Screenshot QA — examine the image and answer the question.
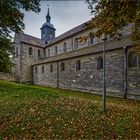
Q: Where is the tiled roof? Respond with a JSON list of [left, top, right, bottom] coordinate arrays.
[[46, 20, 90, 47], [16, 33, 45, 48], [15, 20, 89, 48]]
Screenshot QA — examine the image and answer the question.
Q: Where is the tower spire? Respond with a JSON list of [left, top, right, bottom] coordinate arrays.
[[46, 4, 51, 23]]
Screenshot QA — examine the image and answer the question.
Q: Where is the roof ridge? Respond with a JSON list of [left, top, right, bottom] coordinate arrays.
[[20, 33, 42, 41]]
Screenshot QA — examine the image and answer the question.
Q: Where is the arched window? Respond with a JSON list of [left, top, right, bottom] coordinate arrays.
[[38, 49, 41, 57], [50, 64, 53, 73], [89, 32, 94, 44], [76, 60, 81, 71], [74, 38, 78, 49], [29, 47, 32, 55], [55, 46, 58, 54], [63, 42, 67, 52], [128, 51, 137, 67], [42, 66, 44, 73], [35, 67, 37, 73], [61, 62, 65, 71], [97, 56, 103, 69]]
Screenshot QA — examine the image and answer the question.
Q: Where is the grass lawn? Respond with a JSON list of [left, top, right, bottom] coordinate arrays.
[[0, 80, 140, 139]]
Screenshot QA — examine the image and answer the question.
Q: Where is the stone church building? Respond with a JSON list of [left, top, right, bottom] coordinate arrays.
[[13, 8, 140, 100]]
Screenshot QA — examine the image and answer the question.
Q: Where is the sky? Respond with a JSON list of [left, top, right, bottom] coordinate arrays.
[[23, 1, 92, 39]]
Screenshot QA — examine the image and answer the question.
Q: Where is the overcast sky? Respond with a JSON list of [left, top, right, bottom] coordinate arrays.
[[23, 1, 92, 38]]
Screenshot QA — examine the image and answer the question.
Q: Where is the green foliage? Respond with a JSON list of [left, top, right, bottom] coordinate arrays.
[[0, 37, 14, 72], [0, 80, 140, 139], [87, 0, 140, 40], [0, 0, 41, 72]]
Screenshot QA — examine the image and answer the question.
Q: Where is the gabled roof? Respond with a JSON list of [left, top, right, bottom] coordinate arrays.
[[15, 33, 45, 48], [46, 20, 90, 47]]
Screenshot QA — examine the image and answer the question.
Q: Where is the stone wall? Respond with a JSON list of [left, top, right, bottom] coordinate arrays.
[[58, 49, 124, 97], [33, 44, 140, 100], [0, 72, 15, 81], [33, 61, 58, 87], [20, 43, 44, 82], [127, 46, 140, 99]]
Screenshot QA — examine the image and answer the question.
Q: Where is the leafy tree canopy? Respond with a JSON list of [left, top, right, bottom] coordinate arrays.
[[0, 0, 41, 72], [87, 0, 140, 40]]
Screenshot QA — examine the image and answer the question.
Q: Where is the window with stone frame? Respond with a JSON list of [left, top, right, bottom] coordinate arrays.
[[89, 32, 94, 44], [50, 64, 53, 73], [74, 38, 78, 49], [48, 48, 50, 57], [38, 49, 41, 57], [35, 67, 37, 73], [61, 62, 65, 71], [128, 51, 137, 67], [63, 42, 67, 53], [29, 47, 32, 55], [55, 46, 58, 54], [97, 56, 103, 69], [42, 66, 45, 73], [76, 60, 81, 71]]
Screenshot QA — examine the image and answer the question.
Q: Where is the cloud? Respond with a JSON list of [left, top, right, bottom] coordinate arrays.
[[23, 1, 92, 38]]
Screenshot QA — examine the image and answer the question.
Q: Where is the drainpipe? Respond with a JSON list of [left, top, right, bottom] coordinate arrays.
[[124, 46, 128, 99], [56, 61, 59, 88], [102, 34, 106, 113]]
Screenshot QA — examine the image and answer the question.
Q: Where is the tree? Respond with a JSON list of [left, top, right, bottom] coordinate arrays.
[[86, 0, 140, 40], [0, 0, 41, 72]]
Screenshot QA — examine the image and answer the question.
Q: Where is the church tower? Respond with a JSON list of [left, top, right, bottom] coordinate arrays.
[[41, 7, 55, 43]]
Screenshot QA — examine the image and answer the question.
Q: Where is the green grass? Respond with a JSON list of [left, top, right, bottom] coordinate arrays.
[[0, 80, 140, 139]]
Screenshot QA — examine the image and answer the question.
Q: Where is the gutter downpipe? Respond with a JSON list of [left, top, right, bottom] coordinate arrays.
[[102, 35, 106, 113], [124, 46, 128, 99], [56, 61, 59, 88]]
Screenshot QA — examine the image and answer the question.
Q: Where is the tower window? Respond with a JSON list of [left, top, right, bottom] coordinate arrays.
[[29, 47, 32, 55], [63, 42, 67, 53], [97, 56, 103, 69], [38, 49, 41, 57], [128, 51, 137, 67], [50, 64, 53, 73], [42, 66, 44, 73], [76, 60, 81, 71], [61, 62, 65, 71], [48, 48, 50, 57], [55, 46, 58, 54]]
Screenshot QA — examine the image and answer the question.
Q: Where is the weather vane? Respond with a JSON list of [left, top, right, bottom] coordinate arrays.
[[47, 4, 49, 9]]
